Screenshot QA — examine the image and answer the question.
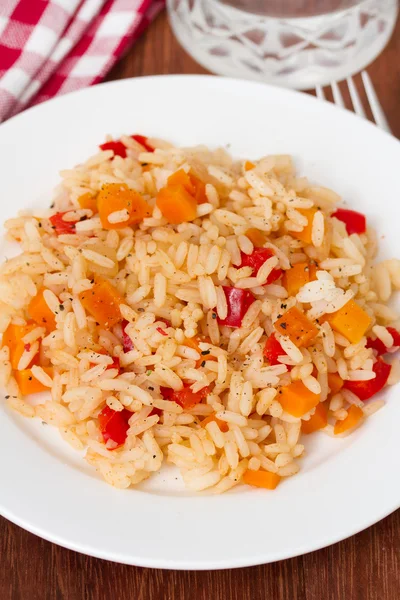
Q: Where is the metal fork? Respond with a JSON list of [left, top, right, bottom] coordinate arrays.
[[315, 71, 391, 134]]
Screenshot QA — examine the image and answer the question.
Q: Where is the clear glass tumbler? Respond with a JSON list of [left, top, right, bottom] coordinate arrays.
[[167, 0, 398, 89]]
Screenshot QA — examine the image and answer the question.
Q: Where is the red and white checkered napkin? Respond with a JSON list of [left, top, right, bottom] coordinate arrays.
[[0, 0, 164, 122]]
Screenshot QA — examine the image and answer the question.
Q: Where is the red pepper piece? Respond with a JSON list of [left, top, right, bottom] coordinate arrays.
[[331, 208, 366, 235], [239, 248, 282, 284], [160, 386, 174, 400], [263, 266, 283, 285], [263, 333, 286, 366], [366, 337, 387, 355], [366, 327, 400, 356], [156, 327, 168, 337], [132, 134, 154, 153], [149, 407, 163, 418], [49, 212, 78, 235], [218, 286, 255, 328], [389, 327, 400, 346], [107, 356, 120, 373], [161, 385, 209, 410], [97, 406, 132, 448], [344, 358, 391, 401], [99, 140, 127, 158], [121, 320, 134, 352]]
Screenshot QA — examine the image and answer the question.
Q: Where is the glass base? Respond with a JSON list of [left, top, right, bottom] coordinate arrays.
[[168, 0, 398, 90]]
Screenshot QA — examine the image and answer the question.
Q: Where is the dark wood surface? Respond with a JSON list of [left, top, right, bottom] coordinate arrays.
[[1, 9, 400, 600]]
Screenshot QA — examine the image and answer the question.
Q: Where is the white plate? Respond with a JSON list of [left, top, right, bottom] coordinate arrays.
[[0, 76, 400, 570]]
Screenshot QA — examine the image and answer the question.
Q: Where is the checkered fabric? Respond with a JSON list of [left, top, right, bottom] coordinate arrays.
[[0, 0, 164, 122]]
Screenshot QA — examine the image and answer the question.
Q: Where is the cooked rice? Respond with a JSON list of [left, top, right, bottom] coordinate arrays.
[[0, 136, 397, 493]]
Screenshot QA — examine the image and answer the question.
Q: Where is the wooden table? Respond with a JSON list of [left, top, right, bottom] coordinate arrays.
[[1, 10, 400, 600]]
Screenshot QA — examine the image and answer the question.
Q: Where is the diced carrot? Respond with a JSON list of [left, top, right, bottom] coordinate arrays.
[[243, 469, 281, 490], [245, 228, 267, 247], [167, 169, 208, 205], [334, 404, 364, 435], [324, 299, 372, 344], [78, 192, 97, 213], [2, 321, 40, 369], [182, 336, 200, 352], [244, 161, 256, 171], [201, 412, 229, 433], [291, 208, 317, 245], [189, 172, 208, 204], [167, 169, 195, 194], [156, 184, 197, 224], [301, 402, 328, 434], [328, 372, 344, 395], [308, 262, 318, 281], [279, 380, 320, 417], [97, 183, 151, 230], [79, 278, 123, 329], [283, 262, 312, 297], [274, 306, 318, 348], [28, 287, 56, 333], [14, 367, 53, 395]]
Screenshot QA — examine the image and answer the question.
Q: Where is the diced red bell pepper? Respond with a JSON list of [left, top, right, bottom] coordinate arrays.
[[160, 385, 209, 410], [239, 248, 283, 284], [367, 327, 400, 356], [263, 333, 286, 366], [97, 406, 132, 448], [49, 212, 78, 235], [132, 134, 154, 153], [263, 267, 282, 285], [160, 386, 174, 400], [91, 352, 120, 373], [388, 327, 400, 346], [108, 356, 120, 373], [97, 405, 115, 430], [121, 320, 134, 352], [99, 134, 154, 158], [218, 286, 255, 328], [99, 140, 127, 158], [156, 327, 168, 337], [344, 358, 391, 401], [366, 336, 386, 355], [386, 327, 400, 347], [149, 407, 163, 418], [331, 208, 366, 235]]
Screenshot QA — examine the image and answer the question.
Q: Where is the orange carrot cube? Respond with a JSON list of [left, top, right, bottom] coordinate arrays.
[[301, 402, 328, 434], [156, 184, 197, 224], [28, 287, 56, 333], [279, 380, 320, 417], [274, 306, 318, 348], [325, 299, 372, 344], [80, 278, 123, 329], [14, 367, 53, 396], [334, 404, 363, 435], [243, 469, 281, 490]]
